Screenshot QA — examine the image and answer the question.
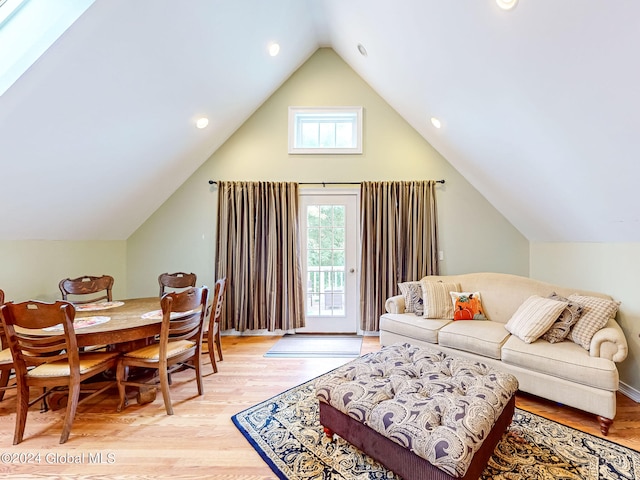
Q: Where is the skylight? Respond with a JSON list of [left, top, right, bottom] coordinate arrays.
[[0, 0, 95, 97], [0, 0, 26, 25]]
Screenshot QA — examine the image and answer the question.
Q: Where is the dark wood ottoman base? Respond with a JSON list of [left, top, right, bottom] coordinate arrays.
[[319, 395, 515, 480]]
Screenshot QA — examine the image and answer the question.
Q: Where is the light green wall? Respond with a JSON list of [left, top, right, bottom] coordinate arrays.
[[127, 48, 528, 298], [0, 240, 126, 302], [126, 170, 216, 298], [530, 242, 640, 396]]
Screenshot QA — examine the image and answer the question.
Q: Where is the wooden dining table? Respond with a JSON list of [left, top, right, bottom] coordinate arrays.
[[20, 297, 165, 350]]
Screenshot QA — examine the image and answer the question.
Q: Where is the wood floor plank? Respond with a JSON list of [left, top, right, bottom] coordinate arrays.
[[0, 335, 637, 478]]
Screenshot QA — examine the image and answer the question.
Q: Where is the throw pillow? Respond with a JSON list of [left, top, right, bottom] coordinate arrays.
[[420, 280, 460, 319], [568, 294, 620, 350], [541, 292, 584, 343], [398, 281, 424, 315], [505, 295, 568, 344], [449, 291, 487, 320]]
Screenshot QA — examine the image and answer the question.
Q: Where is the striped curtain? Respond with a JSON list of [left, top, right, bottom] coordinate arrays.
[[359, 181, 439, 331], [215, 181, 306, 332]]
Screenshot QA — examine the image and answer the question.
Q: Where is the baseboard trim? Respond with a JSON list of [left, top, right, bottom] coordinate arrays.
[[619, 381, 640, 403]]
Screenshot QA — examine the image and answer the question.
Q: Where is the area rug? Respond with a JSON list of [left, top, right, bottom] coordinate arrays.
[[264, 334, 363, 358], [232, 372, 640, 480]]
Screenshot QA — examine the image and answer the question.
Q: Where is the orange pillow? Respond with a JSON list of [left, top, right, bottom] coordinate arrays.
[[449, 292, 487, 320]]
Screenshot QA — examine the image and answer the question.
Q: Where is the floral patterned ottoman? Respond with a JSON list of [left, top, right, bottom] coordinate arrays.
[[316, 343, 518, 480]]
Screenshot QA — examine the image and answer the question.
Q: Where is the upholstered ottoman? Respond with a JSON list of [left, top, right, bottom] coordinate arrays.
[[316, 343, 518, 480]]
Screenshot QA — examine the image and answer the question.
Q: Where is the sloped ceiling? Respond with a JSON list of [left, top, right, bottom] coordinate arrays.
[[1, 0, 638, 242]]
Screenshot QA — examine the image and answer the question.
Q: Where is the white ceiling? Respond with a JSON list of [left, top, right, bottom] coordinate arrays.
[[1, 0, 639, 242]]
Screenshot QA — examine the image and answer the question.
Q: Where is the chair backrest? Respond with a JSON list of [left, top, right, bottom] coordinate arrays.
[[160, 287, 209, 348], [59, 275, 114, 304], [0, 290, 13, 400], [158, 272, 197, 297], [0, 289, 6, 350], [210, 277, 227, 328], [0, 300, 80, 375]]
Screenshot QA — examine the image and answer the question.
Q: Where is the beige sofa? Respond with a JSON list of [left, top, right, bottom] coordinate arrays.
[[379, 272, 628, 435]]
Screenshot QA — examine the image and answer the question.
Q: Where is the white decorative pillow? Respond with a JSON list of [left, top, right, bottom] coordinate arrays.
[[398, 281, 424, 315], [504, 295, 568, 344], [568, 294, 620, 350], [420, 280, 460, 319]]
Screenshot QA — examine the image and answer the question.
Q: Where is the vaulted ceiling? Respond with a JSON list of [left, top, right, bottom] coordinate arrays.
[[1, 0, 638, 242]]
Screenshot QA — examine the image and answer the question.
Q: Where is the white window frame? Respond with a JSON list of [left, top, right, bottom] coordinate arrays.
[[288, 106, 363, 154]]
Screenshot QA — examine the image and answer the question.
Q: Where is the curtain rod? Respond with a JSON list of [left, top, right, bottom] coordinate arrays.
[[208, 180, 445, 186]]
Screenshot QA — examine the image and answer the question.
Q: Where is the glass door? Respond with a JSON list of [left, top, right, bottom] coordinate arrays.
[[297, 190, 359, 333]]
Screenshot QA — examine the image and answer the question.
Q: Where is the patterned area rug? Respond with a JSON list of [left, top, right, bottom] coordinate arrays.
[[232, 372, 640, 480]]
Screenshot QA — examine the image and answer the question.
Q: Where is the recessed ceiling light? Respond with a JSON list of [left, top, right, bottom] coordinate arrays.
[[496, 0, 518, 10], [357, 44, 368, 57], [196, 117, 209, 129], [268, 43, 280, 56], [430, 117, 442, 129]]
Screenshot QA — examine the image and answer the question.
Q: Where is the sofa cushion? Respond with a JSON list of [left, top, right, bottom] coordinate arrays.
[[504, 295, 567, 344], [398, 281, 424, 315], [449, 291, 487, 320], [380, 313, 451, 344], [501, 336, 619, 391], [568, 294, 620, 350], [541, 293, 583, 344], [438, 320, 510, 359], [420, 280, 459, 319]]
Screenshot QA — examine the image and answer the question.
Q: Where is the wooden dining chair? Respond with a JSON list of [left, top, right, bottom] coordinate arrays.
[[0, 300, 119, 444], [158, 272, 197, 297], [59, 275, 114, 304], [116, 286, 209, 415], [206, 277, 227, 373], [0, 289, 15, 402]]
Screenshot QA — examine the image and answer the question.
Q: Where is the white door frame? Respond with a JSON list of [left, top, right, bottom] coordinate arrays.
[[297, 188, 361, 334]]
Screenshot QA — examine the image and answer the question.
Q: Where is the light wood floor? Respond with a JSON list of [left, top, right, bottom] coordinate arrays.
[[0, 336, 638, 479]]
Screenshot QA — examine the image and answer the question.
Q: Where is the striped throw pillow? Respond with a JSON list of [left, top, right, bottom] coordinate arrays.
[[420, 280, 460, 319], [505, 295, 568, 343]]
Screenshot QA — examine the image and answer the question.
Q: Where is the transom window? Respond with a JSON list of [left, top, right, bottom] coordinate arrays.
[[288, 107, 363, 154]]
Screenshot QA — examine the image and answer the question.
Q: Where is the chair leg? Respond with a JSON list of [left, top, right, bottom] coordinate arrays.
[[158, 362, 173, 415], [13, 381, 30, 445], [209, 348, 218, 374], [40, 387, 49, 412], [194, 352, 204, 396], [60, 382, 81, 444], [215, 330, 223, 361], [116, 362, 128, 413], [207, 328, 218, 373], [0, 370, 10, 402]]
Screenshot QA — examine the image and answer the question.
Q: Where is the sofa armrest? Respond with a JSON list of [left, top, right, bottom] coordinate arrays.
[[385, 295, 406, 314], [589, 318, 628, 362]]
